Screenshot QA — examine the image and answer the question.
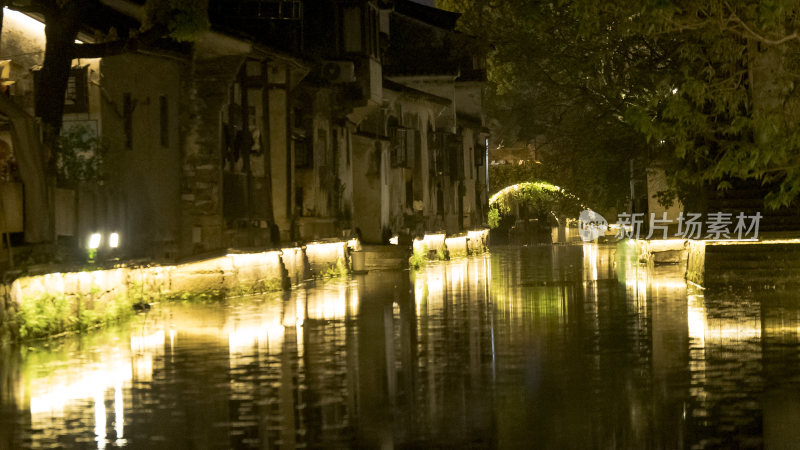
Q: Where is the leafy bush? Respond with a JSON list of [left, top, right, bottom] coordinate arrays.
[[323, 258, 348, 279], [409, 245, 428, 270], [57, 124, 107, 185]]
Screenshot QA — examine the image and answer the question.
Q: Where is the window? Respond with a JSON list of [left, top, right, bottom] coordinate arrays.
[[159, 95, 169, 147], [406, 180, 413, 210], [390, 126, 407, 167], [64, 67, 89, 114], [405, 129, 416, 169], [449, 135, 464, 180], [342, 6, 362, 53], [296, 186, 304, 214], [341, 3, 380, 58], [430, 132, 451, 175], [295, 137, 313, 168], [365, 3, 379, 59], [390, 126, 418, 169], [34, 66, 89, 115], [474, 138, 485, 167]]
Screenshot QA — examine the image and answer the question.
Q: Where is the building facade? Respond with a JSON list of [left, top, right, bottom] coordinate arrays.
[[0, 0, 488, 261]]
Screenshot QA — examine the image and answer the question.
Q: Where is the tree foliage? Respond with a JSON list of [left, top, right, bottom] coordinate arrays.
[[439, 0, 800, 210], [56, 124, 107, 185], [440, 0, 656, 211]]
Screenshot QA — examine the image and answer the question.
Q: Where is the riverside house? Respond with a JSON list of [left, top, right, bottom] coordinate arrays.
[[0, 0, 488, 264]]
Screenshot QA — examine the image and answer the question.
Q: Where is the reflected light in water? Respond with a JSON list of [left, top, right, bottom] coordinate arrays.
[[306, 285, 348, 320], [688, 293, 707, 347], [29, 359, 132, 415], [449, 260, 467, 289], [687, 292, 762, 345], [114, 382, 124, 442], [130, 329, 165, 353], [228, 320, 285, 353], [583, 242, 598, 281], [415, 275, 427, 317], [94, 389, 106, 449]]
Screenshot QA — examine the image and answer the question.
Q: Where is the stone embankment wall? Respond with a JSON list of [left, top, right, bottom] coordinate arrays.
[[0, 230, 491, 342], [0, 242, 348, 342], [627, 237, 800, 289], [414, 229, 489, 259]]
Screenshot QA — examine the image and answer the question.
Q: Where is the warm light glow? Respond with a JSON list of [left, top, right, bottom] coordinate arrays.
[[229, 324, 268, 353], [389, 235, 399, 245], [306, 286, 348, 320], [467, 229, 488, 240], [347, 238, 360, 250], [95, 389, 107, 449], [687, 294, 706, 346], [489, 181, 566, 205], [413, 233, 449, 256], [646, 238, 687, 250], [4, 8, 45, 40], [29, 359, 132, 415], [114, 382, 124, 442], [305, 241, 347, 264], [448, 259, 467, 288], [415, 275, 427, 316], [130, 329, 165, 352], [109, 232, 119, 248], [88, 233, 102, 249], [583, 242, 598, 281]]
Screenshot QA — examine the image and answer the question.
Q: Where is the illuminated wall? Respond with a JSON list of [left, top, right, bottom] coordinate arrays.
[[0, 241, 359, 341], [413, 229, 488, 258]]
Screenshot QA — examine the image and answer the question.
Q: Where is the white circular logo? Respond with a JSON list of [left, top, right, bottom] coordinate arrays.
[[578, 209, 608, 242]]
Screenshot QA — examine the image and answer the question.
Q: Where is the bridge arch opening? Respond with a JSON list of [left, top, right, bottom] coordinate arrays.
[[488, 181, 585, 244]]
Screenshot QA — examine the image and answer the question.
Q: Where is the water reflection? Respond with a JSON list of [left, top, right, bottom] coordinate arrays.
[[3, 245, 800, 448]]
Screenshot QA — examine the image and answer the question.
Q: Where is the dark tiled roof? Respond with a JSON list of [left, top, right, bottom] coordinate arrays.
[[383, 79, 451, 105], [394, 0, 460, 30]]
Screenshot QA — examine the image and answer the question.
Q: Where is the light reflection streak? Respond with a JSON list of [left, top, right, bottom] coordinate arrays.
[[94, 389, 106, 449], [687, 293, 707, 347], [114, 382, 124, 441], [27, 328, 168, 445], [583, 242, 598, 281], [687, 292, 762, 345], [29, 359, 131, 415]]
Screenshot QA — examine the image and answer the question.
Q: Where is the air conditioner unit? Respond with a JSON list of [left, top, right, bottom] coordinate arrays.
[[321, 61, 356, 83]]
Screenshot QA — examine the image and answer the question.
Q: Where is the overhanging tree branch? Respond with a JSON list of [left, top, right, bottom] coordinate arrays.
[[72, 25, 167, 58]]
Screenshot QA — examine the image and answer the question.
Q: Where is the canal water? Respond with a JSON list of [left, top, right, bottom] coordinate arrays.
[[2, 244, 800, 449]]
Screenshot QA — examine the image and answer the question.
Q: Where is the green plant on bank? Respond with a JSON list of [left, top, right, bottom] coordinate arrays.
[[228, 278, 284, 297], [128, 281, 147, 302], [488, 208, 501, 229], [409, 245, 428, 270], [323, 258, 348, 279], [166, 289, 226, 304], [16, 289, 135, 340]]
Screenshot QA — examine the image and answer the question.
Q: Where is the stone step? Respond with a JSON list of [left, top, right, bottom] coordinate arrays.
[[361, 245, 411, 271]]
